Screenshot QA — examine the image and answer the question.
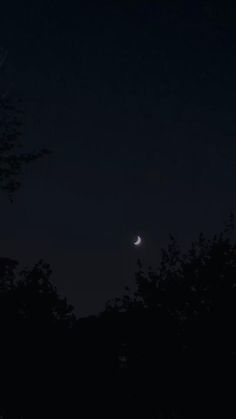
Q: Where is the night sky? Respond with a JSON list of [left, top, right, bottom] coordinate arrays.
[[0, 0, 236, 316]]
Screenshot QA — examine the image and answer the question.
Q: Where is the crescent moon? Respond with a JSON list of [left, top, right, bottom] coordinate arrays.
[[134, 236, 142, 246]]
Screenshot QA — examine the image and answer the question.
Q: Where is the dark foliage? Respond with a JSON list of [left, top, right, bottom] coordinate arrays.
[[0, 93, 50, 198], [1, 223, 236, 418], [0, 52, 50, 199], [0, 258, 74, 419], [104, 220, 236, 418]]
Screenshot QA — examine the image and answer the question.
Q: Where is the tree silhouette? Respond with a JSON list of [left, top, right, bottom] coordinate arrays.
[[0, 51, 50, 198], [0, 257, 75, 419], [104, 220, 236, 418], [1, 224, 236, 418]]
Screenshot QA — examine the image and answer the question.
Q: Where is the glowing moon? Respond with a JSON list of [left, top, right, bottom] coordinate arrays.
[[134, 236, 142, 246]]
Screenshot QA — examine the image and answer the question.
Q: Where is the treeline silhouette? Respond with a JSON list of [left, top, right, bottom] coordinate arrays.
[[0, 223, 236, 418]]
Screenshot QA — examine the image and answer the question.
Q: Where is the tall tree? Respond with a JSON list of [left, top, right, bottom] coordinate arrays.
[[105, 219, 236, 418], [0, 50, 50, 199]]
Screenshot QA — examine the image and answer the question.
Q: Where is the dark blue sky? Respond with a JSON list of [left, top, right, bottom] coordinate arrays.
[[0, 0, 236, 316]]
